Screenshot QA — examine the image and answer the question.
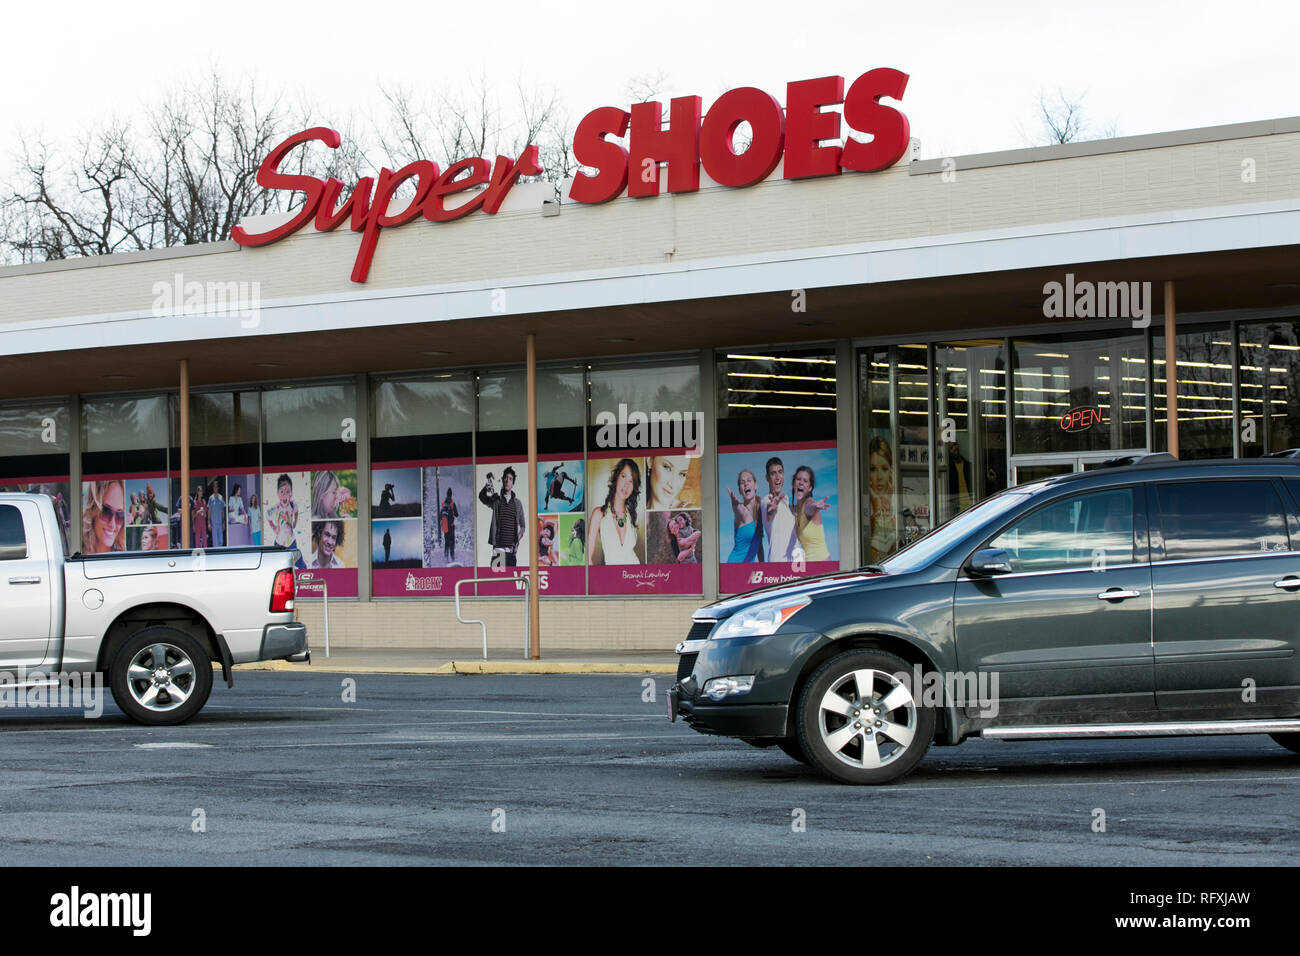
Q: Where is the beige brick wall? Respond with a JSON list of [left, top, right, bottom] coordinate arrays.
[[4, 130, 1298, 326], [293, 597, 698, 652]]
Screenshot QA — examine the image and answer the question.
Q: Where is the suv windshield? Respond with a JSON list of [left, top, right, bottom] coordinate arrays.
[[879, 489, 1034, 573]]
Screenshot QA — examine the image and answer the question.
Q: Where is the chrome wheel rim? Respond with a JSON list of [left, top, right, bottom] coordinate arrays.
[[817, 668, 917, 769], [126, 643, 197, 712]]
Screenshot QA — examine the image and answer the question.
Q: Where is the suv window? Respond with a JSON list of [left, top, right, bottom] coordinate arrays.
[[0, 504, 27, 560], [988, 488, 1134, 573], [1154, 480, 1288, 560]]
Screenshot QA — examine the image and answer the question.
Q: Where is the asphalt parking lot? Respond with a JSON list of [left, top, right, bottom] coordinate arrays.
[[2, 671, 1298, 866]]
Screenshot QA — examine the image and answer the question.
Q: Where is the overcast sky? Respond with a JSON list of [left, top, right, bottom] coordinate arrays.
[[4, 0, 1299, 163]]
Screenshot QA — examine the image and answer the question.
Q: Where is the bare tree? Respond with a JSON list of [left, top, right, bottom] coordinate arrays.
[[131, 71, 299, 246], [377, 73, 572, 184], [0, 68, 629, 265], [624, 70, 670, 104], [1030, 87, 1119, 146], [2, 121, 159, 261]]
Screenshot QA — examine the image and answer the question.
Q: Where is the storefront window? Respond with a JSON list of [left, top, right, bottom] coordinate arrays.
[[859, 344, 929, 563], [371, 374, 474, 598], [1238, 320, 1300, 456], [262, 383, 358, 596], [1012, 333, 1147, 455], [935, 341, 1008, 524], [587, 358, 703, 595], [80, 394, 170, 555], [169, 390, 261, 553], [715, 348, 838, 591], [1153, 326, 1233, 459]]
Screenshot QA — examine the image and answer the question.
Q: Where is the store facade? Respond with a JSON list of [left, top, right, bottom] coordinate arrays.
[[3, 103, 1299, 650]]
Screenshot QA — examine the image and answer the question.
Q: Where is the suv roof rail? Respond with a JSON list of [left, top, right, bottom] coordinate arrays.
[[1096, 452, 1180, 469]]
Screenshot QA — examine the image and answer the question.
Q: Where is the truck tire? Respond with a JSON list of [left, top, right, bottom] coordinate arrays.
[[109, 626, 213, 726]]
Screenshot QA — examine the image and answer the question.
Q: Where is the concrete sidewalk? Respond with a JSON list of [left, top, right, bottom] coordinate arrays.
[[234, 646, 678, 675]]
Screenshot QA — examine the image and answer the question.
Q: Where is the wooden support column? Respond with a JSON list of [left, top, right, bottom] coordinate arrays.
[[526, 332, 540, 660], [180, 359, 191, 549], [1164, 281, 1178, 459]]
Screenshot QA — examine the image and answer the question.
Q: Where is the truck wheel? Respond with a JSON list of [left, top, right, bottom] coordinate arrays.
[[109, 626, 213, 726], [796, 648, 934, 785], [1271, 733, 1300, 755]]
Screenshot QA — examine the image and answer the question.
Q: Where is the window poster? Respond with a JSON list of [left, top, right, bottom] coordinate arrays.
[[370, 460, 475, 597], [263, 466, 358, 597], [586, 450, 703, 595], [474, 458, 531, 596], [80, 474, 167, 555], [717, 442, 840, 593], [534, 455, 586, 595]]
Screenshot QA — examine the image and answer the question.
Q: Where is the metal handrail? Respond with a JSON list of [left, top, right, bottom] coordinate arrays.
[[454, 575, 530, 660], [295, 573, 330, 657]]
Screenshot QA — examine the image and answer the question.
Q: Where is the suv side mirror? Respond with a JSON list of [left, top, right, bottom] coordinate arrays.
[[968, 548, 1013, 575]]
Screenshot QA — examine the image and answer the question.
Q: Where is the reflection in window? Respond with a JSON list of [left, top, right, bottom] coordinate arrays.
[[1153, 328, 1233, 460], [936, 341, 1007, 524], [1012, 335, 1147, 454], [1238, 321, 1300, 456], [859, 345, 929, 562], [990, 489, 1134, 572], [1155, 481, 1288, 560]]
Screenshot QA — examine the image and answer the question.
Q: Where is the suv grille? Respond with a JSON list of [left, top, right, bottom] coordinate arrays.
[[686, 620, 714, 642], [677, 653, 698, 681]]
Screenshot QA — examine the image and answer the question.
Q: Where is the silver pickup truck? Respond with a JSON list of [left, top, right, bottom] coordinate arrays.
[[1, 492, 309, 724]]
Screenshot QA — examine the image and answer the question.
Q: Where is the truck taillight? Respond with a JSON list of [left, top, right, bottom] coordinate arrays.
[[270, 568, 295, 613]]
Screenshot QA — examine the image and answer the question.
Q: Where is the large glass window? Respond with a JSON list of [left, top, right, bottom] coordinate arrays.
[[1239, 320, 1300, 457], [935, 341, 1008, 525], [1154, 480, 1288, 560], [587, 358, 703, 594], [989, 488, 1135, 572], [370, 373, 475, 598], [1012, 333, 1147, 455], [262, 383, 358, 596], [1153, 327, 1233, 459], [859, 344, 929, 563], [716, 349, 837, 591], [80, 394, 170, 555]]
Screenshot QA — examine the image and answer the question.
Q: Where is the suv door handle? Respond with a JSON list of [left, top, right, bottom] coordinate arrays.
[[8, 576, 41, 585], [1098, 588, 1141, 601], [1273, 577, 1300, 591]]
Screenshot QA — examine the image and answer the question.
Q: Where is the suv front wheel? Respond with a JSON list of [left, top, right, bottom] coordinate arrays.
[[796, 648, 934, 785]]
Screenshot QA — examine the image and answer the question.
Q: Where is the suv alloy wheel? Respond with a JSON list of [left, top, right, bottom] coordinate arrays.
[[796, 648, 935, 784]]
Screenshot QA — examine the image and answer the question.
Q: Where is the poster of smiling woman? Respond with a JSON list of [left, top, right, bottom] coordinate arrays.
[[717, 442, 839, 593]]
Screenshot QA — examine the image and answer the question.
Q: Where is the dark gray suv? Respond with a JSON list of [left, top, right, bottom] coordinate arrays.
[[669, 455, 1300, 784]]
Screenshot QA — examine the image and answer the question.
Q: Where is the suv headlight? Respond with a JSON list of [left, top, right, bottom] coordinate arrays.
[[713, 595, 811, 639]]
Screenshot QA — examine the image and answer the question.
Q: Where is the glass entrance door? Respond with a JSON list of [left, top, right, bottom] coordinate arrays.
[[1010, 451, 1142, 485]]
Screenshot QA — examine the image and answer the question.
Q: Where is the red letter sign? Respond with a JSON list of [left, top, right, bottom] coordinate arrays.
[[569, 107, 631, 204], [231, 127, 338, 246], [627, 96, 702, 198], [700, 87, 785, 188], [841, 68, 911, 172]]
